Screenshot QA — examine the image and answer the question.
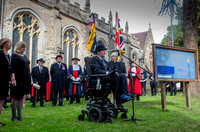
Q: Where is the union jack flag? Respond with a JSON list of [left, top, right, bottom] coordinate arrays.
[[115, 12, 125, 53]]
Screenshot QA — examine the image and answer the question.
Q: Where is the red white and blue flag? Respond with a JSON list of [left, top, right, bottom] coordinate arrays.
[[115, 12, 125, 53]]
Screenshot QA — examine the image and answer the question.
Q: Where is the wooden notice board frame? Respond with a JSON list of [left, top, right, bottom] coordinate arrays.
[[152, 44, 199, 110]]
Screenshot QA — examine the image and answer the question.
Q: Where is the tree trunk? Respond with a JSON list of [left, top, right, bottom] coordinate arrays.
[[183, 0, 200, 97], [183, 0, 198, 49]]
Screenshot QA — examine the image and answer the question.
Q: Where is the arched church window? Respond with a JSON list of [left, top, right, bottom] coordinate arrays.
[[12, 12, 40, 69], [63, 29, 79, 67], [69, 43, 73, 66]]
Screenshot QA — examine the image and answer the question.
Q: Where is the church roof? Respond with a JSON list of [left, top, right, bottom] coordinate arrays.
[[131, 31, 148, 49]]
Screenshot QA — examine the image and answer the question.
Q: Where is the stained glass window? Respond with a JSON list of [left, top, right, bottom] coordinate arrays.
[[12, 12, 40, 69], [12, 29, 20, 53], [69, 43, 73, 66], [23, 29, 30, 58], [63, 29, 79, 67], [63, 42, 67, 64], [32, 34, 38, 67]]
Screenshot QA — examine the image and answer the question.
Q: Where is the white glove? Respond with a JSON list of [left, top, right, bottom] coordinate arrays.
[[76, 77, 81, 81], [70, 76, 76, 81], [106, 71, 109, 75]]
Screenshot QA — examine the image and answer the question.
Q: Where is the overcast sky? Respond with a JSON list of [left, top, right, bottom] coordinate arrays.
[[71, 0, 179, 44]]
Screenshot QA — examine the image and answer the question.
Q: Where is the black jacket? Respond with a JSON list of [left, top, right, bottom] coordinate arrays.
[[0, 50, 11, 99], [108, 61, 126, 74], [90, 56, 109, 74], [32, 66, 49, 89], [50, 62, 67, 90]]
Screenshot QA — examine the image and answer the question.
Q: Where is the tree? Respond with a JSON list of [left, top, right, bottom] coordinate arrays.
[[158, 0, 180, 46], [161, 0, 200, 68], [161, 7, 183, 46]]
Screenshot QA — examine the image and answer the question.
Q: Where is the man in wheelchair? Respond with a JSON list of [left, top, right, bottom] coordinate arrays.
[[91, 45, 133, 104], [78, 44, 132, 123]]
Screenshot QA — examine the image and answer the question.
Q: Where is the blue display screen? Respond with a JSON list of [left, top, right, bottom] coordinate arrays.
[[155, 47, 196, 79]]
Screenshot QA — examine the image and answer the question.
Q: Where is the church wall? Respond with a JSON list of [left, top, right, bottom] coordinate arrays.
[[2, 0, 150, 78]]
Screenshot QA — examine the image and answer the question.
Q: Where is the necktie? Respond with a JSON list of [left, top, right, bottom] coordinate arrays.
[[40, 67, 42, 73]]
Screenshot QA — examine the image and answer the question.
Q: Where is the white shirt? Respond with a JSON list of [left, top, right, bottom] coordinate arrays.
[[73, 64, 79, 70], [131, 67, 136, 77]]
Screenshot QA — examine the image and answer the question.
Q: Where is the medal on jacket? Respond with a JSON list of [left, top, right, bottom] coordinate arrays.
[[62, 64, 65, 70]]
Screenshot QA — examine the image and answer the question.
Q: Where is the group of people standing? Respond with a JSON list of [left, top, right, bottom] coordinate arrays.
[[1, 39, 174, 127], [0, 38, 83, 126], [0, 38, 31, 125]]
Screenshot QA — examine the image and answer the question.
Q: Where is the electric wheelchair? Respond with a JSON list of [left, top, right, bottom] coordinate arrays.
[[78, 57, 129, 123]]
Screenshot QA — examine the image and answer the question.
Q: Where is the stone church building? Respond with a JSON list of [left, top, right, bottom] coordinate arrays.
[[0, 0, 154, 73]]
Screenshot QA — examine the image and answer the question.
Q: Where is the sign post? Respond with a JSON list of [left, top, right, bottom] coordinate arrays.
[[152, 44, 199, 111]]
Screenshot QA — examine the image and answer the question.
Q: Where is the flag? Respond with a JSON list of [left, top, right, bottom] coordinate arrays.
[[115, 12, 125, 53], [87, 13, 97, 56]]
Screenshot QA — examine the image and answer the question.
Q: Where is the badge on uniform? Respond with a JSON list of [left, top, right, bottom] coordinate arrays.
[[62, 64, 65, 70]]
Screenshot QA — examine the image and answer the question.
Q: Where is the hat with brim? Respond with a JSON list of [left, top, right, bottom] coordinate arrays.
[[36, 58, 45, 63], [56, 55, 63, 59], [93, 44, 107, 53], [71, 57, 80, 61]]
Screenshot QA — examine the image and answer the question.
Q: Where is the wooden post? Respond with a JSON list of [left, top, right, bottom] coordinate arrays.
[[160, 81, 166, 111], [185, 82, 191, 109]]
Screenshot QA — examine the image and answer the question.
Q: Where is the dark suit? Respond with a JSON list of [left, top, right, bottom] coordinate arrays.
[[149, 72, 157, 96], [91, 56, 109, 74], [90, 56, 118, 95], [108, 61, 128, 95], [32, 66, 49, 106], [170, 81, 177, 96], [50, 62, 67, 105]]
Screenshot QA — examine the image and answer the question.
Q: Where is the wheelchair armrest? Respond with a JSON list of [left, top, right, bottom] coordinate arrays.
[[91, 69, 117, 77]]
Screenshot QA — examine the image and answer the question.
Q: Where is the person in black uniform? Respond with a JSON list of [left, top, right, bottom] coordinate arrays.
[[90, 44, 132, 102], [0, 38, 16, 126], [149, 72, 157, 96], [50, 55, 67, 106], [170, 81, 177, 96], [11, 41, 32, 121], [31, 58, 49, 107]]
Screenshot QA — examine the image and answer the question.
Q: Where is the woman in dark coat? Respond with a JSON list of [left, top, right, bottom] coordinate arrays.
[[11, 41, 31, 121], [0, 38, 16, 126]]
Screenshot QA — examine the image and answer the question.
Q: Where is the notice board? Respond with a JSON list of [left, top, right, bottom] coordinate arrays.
[[152, 44, 199, 82]]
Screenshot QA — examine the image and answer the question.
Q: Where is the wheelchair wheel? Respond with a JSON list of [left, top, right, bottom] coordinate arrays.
[[121, 113, 128, 119], [88, 107, 103, 122], [78, 114, 84, 121]]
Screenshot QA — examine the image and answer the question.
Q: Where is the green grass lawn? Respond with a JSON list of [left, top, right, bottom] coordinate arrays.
[[0, 92, 200, 132]]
